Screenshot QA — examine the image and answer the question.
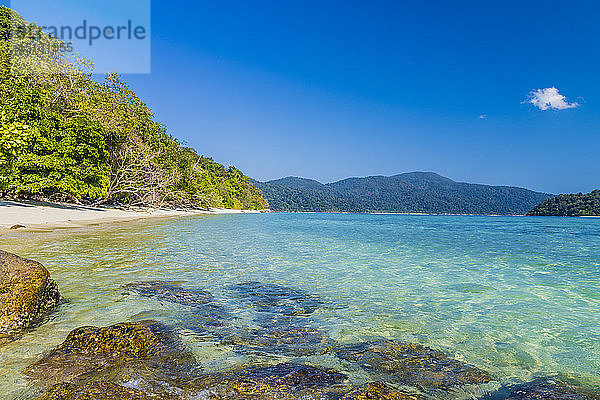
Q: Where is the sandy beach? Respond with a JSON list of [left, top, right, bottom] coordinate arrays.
[[0, 201, 260, 234]]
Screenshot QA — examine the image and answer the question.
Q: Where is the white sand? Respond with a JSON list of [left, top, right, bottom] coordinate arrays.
[[0, 201, 260, 233]]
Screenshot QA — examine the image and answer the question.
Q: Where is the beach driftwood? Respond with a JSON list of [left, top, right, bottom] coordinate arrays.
[[0, 250, 61, 339]]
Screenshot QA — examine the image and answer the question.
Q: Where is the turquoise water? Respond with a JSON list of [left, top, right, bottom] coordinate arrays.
[[1, 213, 599, 398]]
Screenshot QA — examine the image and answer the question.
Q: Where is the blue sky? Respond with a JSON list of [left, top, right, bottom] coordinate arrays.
[[6, 1, 599, 193]]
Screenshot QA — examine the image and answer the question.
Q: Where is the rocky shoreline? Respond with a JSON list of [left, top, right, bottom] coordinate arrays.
[[0, 251, 597, 399]]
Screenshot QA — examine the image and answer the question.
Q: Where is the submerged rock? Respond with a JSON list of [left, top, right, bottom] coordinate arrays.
[[341, 382, 422, 400], [336, 340, 492, 390], [0, 250, 61, 339], [126, 281, 232, 337], [26, 320, 199, 394], [192, 362, 348, 399], [225, 326, 336, 357], [506, 378, 599, 399], [182, 302, 232, 330], [36, 381, 152, 400], [227, 281, 323, 318], [124, 281, 213, 307]]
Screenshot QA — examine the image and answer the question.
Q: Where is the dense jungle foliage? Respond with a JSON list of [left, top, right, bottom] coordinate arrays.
[[527, 190, 600, 216], [0, 7, 267, 210]]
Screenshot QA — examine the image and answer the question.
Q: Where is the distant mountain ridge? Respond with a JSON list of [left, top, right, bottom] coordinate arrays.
[[253, 172, 553, 215]]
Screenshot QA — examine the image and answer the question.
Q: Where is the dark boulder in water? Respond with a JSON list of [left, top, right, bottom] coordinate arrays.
[[229, 362, 347, 389], [124, 281, 213, 307], [125, 281, 232, 336], [26, 320, 199, 395], [506, 378, 599, 400], [227, 281, 323, 318], [336, 340, 492, 390], [0, 250, 61, 340], [36, 381, 153, 400], [224, 325, 336, 357], [191, 362, 348, 399], [181, 302, 232, 330], [341, 381, 422, 399]]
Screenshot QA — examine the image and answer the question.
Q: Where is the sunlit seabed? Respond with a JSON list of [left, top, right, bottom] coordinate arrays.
[[0, 213, 599, 398]]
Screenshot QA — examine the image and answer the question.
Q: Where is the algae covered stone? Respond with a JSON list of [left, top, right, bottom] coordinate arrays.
[[0, 250, 61, 338], [36, 381, 152, 400], [336, 340, 492, 390], [192, 362, 348, 399], [341, 382, 422, 400], [50, 321, 172, 358], [26, 320, 198, 391]]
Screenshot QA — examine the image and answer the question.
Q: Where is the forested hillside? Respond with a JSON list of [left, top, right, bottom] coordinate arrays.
[[0, 7, 267, 210], [251, 178, 358, 212], [255, 172, 552, 215], [527, 190, 600, 216]]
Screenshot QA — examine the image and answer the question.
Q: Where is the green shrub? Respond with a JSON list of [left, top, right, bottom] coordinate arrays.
[[0, 115, 110, 199]]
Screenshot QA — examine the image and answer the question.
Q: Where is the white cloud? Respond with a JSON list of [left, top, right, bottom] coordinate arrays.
[[478, 114, 487, 119], [524, 87, 579, 111]]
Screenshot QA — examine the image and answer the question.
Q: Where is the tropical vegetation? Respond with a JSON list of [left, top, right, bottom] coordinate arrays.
[[0, 7, 267, 210], [527, 190, 600, 216]]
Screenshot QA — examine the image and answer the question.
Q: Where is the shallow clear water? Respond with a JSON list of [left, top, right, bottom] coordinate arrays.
[[1, 213, 599, 398]]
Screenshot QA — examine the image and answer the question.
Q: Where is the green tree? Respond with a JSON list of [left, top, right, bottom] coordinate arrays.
[[0, 6, 267, 210]]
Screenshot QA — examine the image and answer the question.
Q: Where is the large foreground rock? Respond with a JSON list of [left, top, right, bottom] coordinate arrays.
[[0, 250, 61, 338], [27, 320, 199, 397]]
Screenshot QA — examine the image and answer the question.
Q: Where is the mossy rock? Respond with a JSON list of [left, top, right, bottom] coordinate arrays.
[[191, 362, 348, 399], [336, 340, 492, 390], [53, 321, 172, 358], [506, 378, 600, 400], [26, 320, 199, 392], [341, 382, 422, 400], [36, 381, 152, 400], [0, 250, 61, 339]]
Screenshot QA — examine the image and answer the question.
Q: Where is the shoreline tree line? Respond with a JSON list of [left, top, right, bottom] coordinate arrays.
[[0, 7, 267, 210]]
